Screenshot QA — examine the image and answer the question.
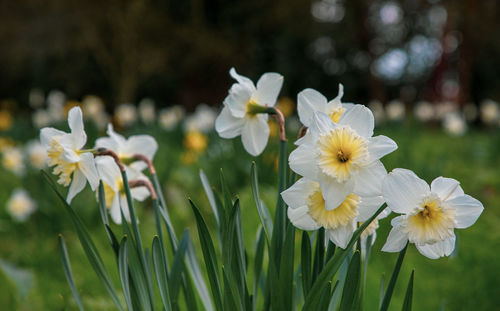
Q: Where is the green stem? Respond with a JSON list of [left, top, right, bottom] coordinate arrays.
[[379, 243, 409, 311]]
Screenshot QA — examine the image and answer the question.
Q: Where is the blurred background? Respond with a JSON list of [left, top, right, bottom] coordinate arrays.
[[0, 0, 499, 310]]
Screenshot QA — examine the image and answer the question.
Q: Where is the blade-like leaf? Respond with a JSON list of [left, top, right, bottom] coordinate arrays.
[[43, 171, 124, 311], [185, 238, 214, 311], [200, 169, 219, 227], [379, 274, 385, 309], [250, 162, 273, 242], [97, 181, 109, 226], [312, 228, 325, 284], [339, 250, 361, 311], [58, 235, 84, 311], [118, 237, 134, 311], [189, 200, 223, 311], [380, 243, 408, 311], [152, 237, 172, 311], [401, 270, 414, 311], [279, 225, 295, 311], [169, 231, 190, 309], [301, 231, 312, 299], [253, 227, 266, 311]]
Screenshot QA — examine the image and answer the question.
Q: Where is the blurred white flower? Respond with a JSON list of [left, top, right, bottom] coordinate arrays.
[[29, 88, 44, 109], [25, 140, 48, 169], [32, 109, 51, 128], [82, 95, 105, 120], [479, 99, 499, 125], [138, 98, 156, 124], [215, 67, 284, 156], [382, 169, 483, 259], [368, 100, 386, 125], [47, 90, 66, 123], [386, 99, 405, 121], [185, 104, 217, 133], [95, 124, 158, 171], [414, 101, 435, 122], [442, 112, 466, 136], [159, 106, 185, 130], [463, 103, 478, 122], [40, 107, 99, 203], [6, 189, 37, 222], [297, 84, 352, 127], [114, 103, 137, 128], [283, 177, 387, 248], [289, 108, 397, 210], [96, 156, 150, 224], [2, 146, 25, 176]]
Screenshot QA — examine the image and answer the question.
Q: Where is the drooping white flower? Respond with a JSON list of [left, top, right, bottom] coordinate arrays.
[[283, 177, 388, 248], [6, 189, 37, 222], [289, 108, 397, 209], [185, 104, 217, 133], [138, 98, 156, 124], [95, 124, 158, 171], [159, 106, 185, 130], [382, 169, 484, 259], [215, 67, 284, 156], [25, 140, 48, 169], [297, 84, 353, 127], [96, 156, 150, 224], [2, 146, 25, 176], [40, 106, 99, 203], [114, 103, 137, 128]]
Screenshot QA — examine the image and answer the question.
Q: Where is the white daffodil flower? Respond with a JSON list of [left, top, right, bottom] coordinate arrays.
[[289, 108, 397, 209], [215, 67, 284, 156], [282, 177, 387, 248], [95, 124, 158, 171], [7, 189, 37, 222], [40, 106, 99, 203], [381, 169, 484, 259], [297, 84, 353, 127], [96, 156, 150, 224]]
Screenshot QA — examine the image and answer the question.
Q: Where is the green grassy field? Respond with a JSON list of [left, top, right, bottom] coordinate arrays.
[[0, 121, 499, 310]]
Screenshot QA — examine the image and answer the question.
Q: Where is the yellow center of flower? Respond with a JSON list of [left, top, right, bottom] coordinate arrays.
[[102, 180, 123, 208], [317, 127, 368, 182], [9, 198, 30, 215], [307, 190, 360, 230], [329, 107, 345, 123], [360, 219, 379, 239], [406, 196, 456, 245], [184, 130, 208, 153], [245, 99, 263, 117], [47, 139, 78, 186]]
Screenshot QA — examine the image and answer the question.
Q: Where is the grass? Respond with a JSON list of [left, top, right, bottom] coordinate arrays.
[[0, 120, 499, 310]]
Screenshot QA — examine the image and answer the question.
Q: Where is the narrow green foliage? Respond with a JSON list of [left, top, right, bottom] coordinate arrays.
[[189, 200, 223, 311], [301, 231, 312, 299], [58, 235, 84, 311], [200, 170, 220, 227], [316, 282, 333, 311], [339, 250, 361, 311], [97, 181, 109, 226], [312, 228, 326, 284], [401, 270, 414, 311], [43, 171, 124, 311], [379, 274, 385, 309], [105, 225, 120, 257], [253, 227, 266, 310], [118, 237, 134, 311], [279, 225, 295, 311], [380, 243, 408, 311], [250, 162, 272, 243], [126, 235, 152, 311], [325, 243, 336, 263], [169, 231, 190, 309], [152, 237, 172, 311]]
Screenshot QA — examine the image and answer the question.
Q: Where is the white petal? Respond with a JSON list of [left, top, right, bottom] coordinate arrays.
[[254, 73, 284, 106], [131, 186, 150, 202], [95, 136, 120, 152], [318, 173, 355, 211], [430, 177, 464, 201], [67, 107, 87, 149], [353, 161, 387, 197], [119, 195, 132, 223], [229, 67, 256, 92], [382, 169, 430, 214], [297, 88, 327, 127], [357, 196, 386, 221], [281, 178, 318, 209], [96, 156, 121, 190], [338, 104, 375, 138], [241, 115, 269, 156], [106, 124, 127, 147], [416, 235, 456, 259], [67, 169, 86, 203], [309, 111, 336, 135], [381, 225, 408, 253], [109, 195, 122, 224], [79, 152, 99, 190], [225, 84, 252, 118], [125, 135, 158, 159], [215, 106, 245, 138], [288, 145, 319, 180], [446, 195, 484, 228], [40, 127, 66, 147], [367, 135, 398, 162], [327, 223, 355, 249], [287, 205, 320, 231]]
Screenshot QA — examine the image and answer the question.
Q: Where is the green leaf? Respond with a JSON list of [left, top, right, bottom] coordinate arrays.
[[185, 238, 214, 311], [97, 181, 109, 226], [379, 274, 385, 309], [253, 227, 266, 311], [279, 225, 295, 311], [250, 162, 273, 242], [200, 169, 220, 227], [58, 235, 84, 311], [380, 243, 408, 311], [126, 236, 152, 311], [401, 270, 414, 311], [312, 228, 325, 284], [152, 236, 172, 311], [118, 237, 133, 311], [301, 231, 312, 299], [42, 171, 124, 311], [315, 282, 333, 311], [302, 204, 387, 310], [339, 250, 361, 311], [189, 199, 223, 311], [169, 231, 190, 309]]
